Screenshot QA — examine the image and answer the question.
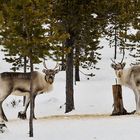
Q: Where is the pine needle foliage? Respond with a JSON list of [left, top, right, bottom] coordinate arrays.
[[0, 0, 67, 70]]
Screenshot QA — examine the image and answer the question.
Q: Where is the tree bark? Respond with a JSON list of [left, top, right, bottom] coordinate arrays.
[[29, 58, 34, 137], [75, 46, 80, 82], [65, 34, 75, 113], [114, 20, 117, 60], [75, 65, 80, 82], [112, 84, 127, 115], [61, 43, 66, 71], [23, 56, 27, 106]]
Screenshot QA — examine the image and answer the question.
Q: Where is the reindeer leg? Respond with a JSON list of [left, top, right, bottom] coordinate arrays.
[[136, 93, 140, 114], [18, 103, 29, 119], [18, 94, 37, 120], [0, 103, 8, 122], [0, 93, 9, 122], [33, 95, 37, 119], [132, 89, 140, 115], [133, 89, 138, 113], [18, 95, 30, 119], [1, 105, 8, 122], [0, 120, 7, 133]]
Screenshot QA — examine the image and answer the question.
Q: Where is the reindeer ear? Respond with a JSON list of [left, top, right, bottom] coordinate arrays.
[[54, 69, 59, 74], [42, 69, 47, 74], [122, 62, 126, 68], [111, 63, 116, 69]]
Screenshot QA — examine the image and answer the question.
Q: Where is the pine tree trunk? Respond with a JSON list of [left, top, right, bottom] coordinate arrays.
[[114, 18, 117, 60], [65, 34, 75, 113], [61, 43, 66, 71], [29, 58, 34, 137], [23, 56, 27, 106], [75, 46, 80, 82], [112, 84, 127, 115], [75, 65, 80, 82]]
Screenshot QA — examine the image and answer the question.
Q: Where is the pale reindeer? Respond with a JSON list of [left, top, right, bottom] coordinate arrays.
[[111, 59, 140, 114], [0, 61, 59, 123]]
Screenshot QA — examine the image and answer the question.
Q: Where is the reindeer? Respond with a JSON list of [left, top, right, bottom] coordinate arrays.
[[111, 59, 140, 114], [0, 61, 59, 123]]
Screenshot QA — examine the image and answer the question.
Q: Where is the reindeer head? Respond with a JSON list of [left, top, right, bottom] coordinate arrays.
[[111, 47, 126, 78], [42, 61, 60, 84], [111, 62, 126, 71], [111, 59, 126, 78]]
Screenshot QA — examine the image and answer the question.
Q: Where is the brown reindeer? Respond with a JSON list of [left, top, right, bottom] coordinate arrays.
[[111, 58, 140, 114], [0, 61, 59, 123]]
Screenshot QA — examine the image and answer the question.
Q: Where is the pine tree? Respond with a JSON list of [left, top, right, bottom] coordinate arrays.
[[104, 0, 135, 60], [74, 10, 103, 81], [52, 0, 83, 113], [0, 0, 66, 68], [52, 0, 109, 112]]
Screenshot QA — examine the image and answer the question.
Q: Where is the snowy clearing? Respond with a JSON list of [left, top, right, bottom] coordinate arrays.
[[0, 39, 139, 140], [1, 115, 140, 140]]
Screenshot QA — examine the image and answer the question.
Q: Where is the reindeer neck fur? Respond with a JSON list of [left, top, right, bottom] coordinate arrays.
[[117, 68, 133, 88], [38, 72, 53, 93]]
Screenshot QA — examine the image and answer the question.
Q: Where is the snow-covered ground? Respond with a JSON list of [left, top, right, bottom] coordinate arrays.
[[0, 39, 139, 140]]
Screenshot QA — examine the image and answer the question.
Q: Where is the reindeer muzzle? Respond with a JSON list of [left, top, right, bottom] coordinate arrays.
[[116, 70, 123, 78], [48, 77, 54, 84]]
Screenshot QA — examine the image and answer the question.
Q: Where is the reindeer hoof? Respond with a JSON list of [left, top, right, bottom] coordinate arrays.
[[18, 112, 27, 120], [33, 116, 37, 120], [0, 122, 7, 128], [130, 110, 136, 114], [0, 122, 7, 133], [3, 116, 8, 122]]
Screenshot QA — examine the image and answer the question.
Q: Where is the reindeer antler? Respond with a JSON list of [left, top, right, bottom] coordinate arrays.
[[43, 59, 48, 69], [120, 47, 125, 64], [111, 58, 117, 64], [43, 59, 60, 70], [53, 62, 59, 70]]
